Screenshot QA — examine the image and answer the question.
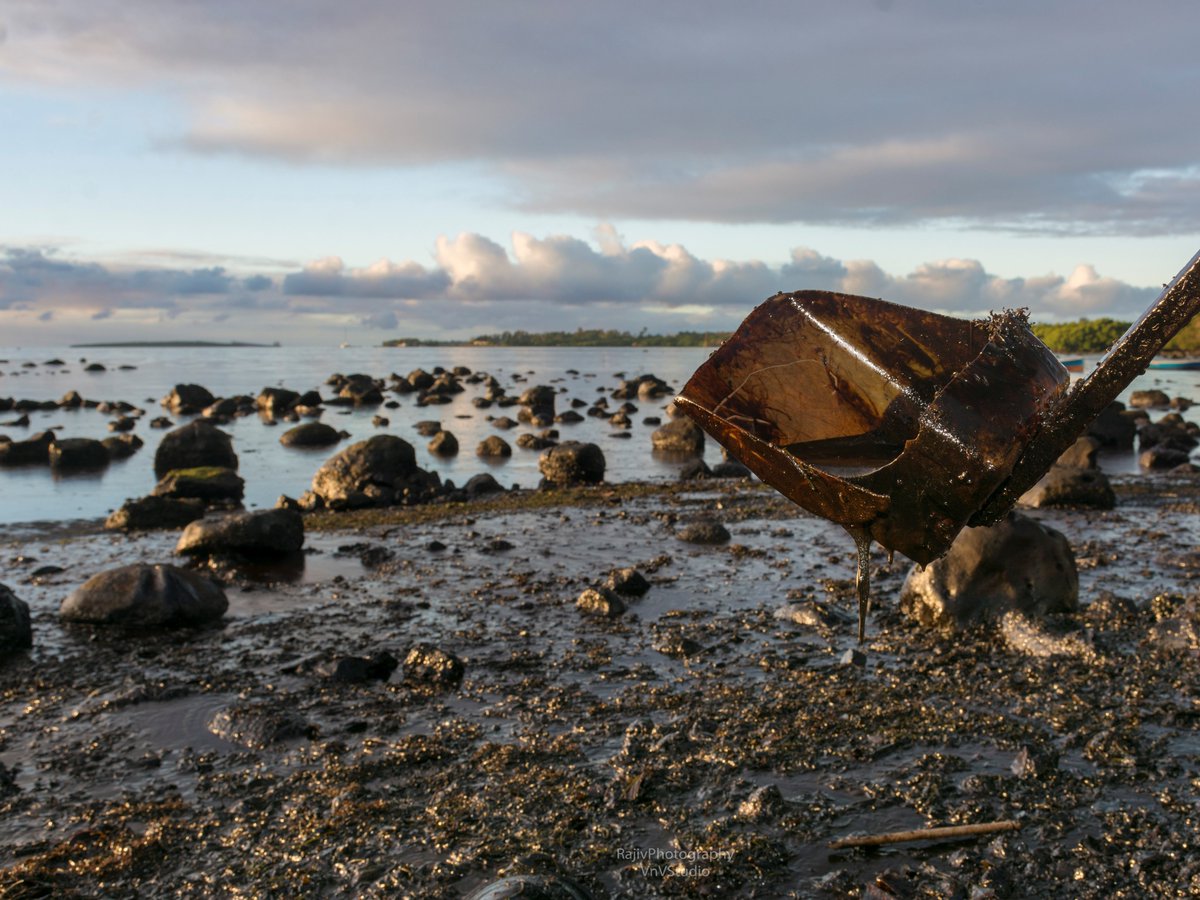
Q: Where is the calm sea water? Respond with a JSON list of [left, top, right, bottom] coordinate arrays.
[[1, 345, 1197, 528]]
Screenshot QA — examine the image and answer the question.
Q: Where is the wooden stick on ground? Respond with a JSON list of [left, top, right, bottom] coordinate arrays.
[[828, 819, 1021, 850]]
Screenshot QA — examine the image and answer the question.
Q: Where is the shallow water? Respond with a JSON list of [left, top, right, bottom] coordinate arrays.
[[2, 346, 1197, 528]]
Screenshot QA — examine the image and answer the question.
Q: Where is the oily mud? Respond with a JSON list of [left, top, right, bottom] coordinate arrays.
[[1, 477, 1199, 898]]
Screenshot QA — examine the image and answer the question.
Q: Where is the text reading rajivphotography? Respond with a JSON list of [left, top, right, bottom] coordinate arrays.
[[615, 847, 735, 878]]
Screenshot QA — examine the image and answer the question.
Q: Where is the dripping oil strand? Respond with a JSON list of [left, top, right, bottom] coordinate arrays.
[[850, 528, 872, 643]]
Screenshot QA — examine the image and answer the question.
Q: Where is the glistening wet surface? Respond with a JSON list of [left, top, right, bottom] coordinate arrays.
[[2, 478, 1200, 897]]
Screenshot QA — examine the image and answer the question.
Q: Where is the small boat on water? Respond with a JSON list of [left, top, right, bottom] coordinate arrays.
[[1148, 360, 1200, 370], [1059, 357, 1085, 373]]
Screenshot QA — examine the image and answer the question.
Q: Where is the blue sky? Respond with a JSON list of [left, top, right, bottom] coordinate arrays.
[[2, 0, 1199, 345]]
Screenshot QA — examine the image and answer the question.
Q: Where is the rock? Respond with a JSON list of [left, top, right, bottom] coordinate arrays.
[[107, 415, 137, 433], [516, 432, 557, 451], [309, 435, 440, 509], [0, 431, 55, 466], [463, 473, 504, 498], [149, 416, 174, 429], [677, 519, 731, 544], [477, 435, 512, 458], [102, 434, 144, 459], [711, 460, 752, 479], [176, 509, 305, 557], [490, 416, 518, 430], [48, 437, 110, 470], [371, 415, 389, 427], [162, 383, 215, 415], [839, 648, 867, 667], [651, 418, 705, 454], [538, 441, 605, 485], [152, 466, 245, 503], [1086, 402, 1137, 450], [1137, 422, 1198, 452], [403, 644, 464, 687], [1011, 744, 1060, 779], [414, 420, 442, 436], [83, 362, 105, 373], [59, 390, 84, 408], [1130, 389, 1171, 409], [406, 369, 434, 391], [336, 374, 384, 405], [1171, 395, 1193, 411], [576, 587, 626, 617], [899, 512, 1078, 629], [319, 651, 399, 683], [678, 459, 711, 480], [154, 420, 238, 477], [1057, 436, 1100, 468], [1140, 446, 1192, 470], [555, 410, 584, 424], [105, 496, 206, 531], [60, 564, 228, 627], [1018, 465, 1115, 509], [0, 583, 33, 653], [256, 387, 300, 415], [279, 421, 342, 447], [604, 567, 650, 596], [428, 430, 459, 456], [737, 785, 785, 821], [209, 702, 317, 749]]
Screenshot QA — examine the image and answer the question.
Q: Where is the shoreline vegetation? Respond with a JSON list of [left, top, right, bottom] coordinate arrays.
[[384, 316, 1200, 355]]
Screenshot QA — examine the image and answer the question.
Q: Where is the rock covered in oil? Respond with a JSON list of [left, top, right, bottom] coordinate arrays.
[[60, 563, 228, 627], [899, 512, 1078, 629]]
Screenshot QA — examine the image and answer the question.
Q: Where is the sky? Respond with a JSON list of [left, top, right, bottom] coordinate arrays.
[[2, 0, 1200, 346]]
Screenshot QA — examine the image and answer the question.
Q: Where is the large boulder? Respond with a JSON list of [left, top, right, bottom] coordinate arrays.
[[308, 435, 441, 509], [0, 583, 33, 654], [48, 437, 110, 470], [162, 384, 215, 415], [651, 418, 705, 455], [900, 512, 1078, 629], [154, 420, 238, 477], [538, 441, 605, 485], [1019, 465, 1115, 509], [279, 422, 342, 448], [152, 466, 245, 503], [1085, 401, 1137, 450], [60, 564, 228, 627], [176, 509, 304, 557], [105, 496, 206, 531]]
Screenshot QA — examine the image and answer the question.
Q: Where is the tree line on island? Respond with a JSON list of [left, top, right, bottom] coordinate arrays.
[[382, 316, 1200, 355]]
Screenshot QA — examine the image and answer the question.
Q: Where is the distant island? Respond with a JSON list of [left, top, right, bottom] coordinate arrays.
[[383, 329, 732, 348], [70, 340, 281, 348], [381, 317, 1200, 355]]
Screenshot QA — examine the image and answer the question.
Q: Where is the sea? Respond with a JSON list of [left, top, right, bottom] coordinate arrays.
[[1, 344, 1197, 531]]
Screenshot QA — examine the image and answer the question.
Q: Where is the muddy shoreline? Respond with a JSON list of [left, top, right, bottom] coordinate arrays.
[[2, 476, 1199, 898]]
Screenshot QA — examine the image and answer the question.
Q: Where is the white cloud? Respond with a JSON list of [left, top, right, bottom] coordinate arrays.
[[0, 232, 1162, 346]]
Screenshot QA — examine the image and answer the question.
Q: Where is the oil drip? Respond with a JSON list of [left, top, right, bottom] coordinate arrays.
[[849, 526, 872, 643]]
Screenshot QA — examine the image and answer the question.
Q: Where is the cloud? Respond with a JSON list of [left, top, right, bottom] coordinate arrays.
[[0, 232, 1161, 345], [3, 2, 1199, 231], [282, 255, 448, 298]]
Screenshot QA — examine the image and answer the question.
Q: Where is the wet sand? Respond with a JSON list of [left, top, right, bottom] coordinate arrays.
[[2, 476, 1199, 898]]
